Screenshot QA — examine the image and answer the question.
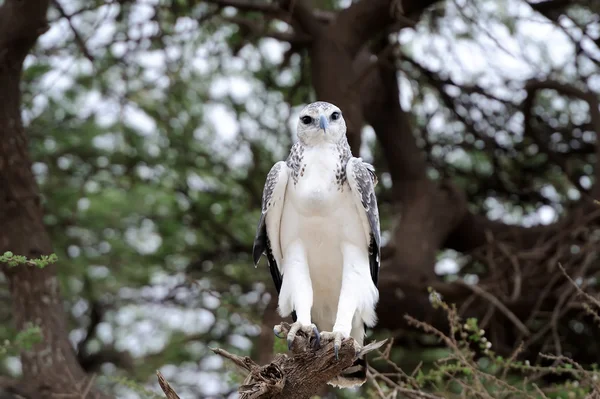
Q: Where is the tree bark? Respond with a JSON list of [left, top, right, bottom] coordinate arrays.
[[205, 323, 385, 399], [0, 1, 110, 398]]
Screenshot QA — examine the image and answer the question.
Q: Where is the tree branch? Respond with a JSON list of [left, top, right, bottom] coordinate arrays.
[[277, 0, 324, 37], [524, 79, 600, 198], [334, 0, 440, 57], [201, 0, 334, 22], [527, 0, 579, 20], [157, 371, 181, 399], [333, 0, 395, 57], [51, 0, 94, 62], [360, 45, 428, 187], [223, 15, 311, 44], [158, 323, 386, 399]]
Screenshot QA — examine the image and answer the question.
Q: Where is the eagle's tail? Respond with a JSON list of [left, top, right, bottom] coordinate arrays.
[[327, 356, 368, 388]]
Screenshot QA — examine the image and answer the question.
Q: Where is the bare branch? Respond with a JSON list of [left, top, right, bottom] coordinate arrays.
[[223, 15, 311, 44], [211, 347, 259, 372], [205, 323, 388, 399], [458, 280, 530, 336], [368, 365, 445, 399], [201, 0, 334, 22], [52, 0, 95, 63], [202, 0, 280, 14], [157, 371, 181, 399]]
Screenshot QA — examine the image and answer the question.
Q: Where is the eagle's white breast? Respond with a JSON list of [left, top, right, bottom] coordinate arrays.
[[288, 145, 340, 215], [278, 143, 376, 333]]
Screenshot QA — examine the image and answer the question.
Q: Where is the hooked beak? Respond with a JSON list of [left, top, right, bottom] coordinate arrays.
[[319, 114, 328, 133]]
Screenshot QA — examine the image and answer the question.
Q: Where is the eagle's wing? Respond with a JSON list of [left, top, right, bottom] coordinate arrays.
[[346, 157, 381, 287], [253, 161, 290, 294]]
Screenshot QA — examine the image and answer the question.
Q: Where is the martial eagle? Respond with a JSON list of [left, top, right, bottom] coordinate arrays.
[[253, 101, 381, 387]]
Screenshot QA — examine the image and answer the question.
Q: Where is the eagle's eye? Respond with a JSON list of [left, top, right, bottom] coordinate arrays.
[[331, 111, 340, 121], [300, 115, 313, 125]]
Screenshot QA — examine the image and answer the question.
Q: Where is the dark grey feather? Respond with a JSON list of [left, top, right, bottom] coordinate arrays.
[[253, 162, 283, 264], [252, 163, 284, 284], [261, 162, 282, 213], [349, 159, 381, 286]]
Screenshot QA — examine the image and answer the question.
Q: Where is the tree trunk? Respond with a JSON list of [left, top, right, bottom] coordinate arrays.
[[0, 1, 109, 398]]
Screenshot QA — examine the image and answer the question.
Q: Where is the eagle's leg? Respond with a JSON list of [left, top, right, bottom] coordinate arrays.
[[322, 243, 371, 359], [277, 241, 320, 350]]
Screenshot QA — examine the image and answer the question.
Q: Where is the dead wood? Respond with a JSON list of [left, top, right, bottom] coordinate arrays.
[[157, 371, 181, 399], [157, 322, 386, 399]]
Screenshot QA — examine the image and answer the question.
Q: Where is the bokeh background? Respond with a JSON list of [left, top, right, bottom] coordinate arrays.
[[1, 0, 600, 398]]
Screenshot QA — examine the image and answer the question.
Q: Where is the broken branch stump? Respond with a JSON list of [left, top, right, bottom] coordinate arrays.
[[157, 322, 386, 399]]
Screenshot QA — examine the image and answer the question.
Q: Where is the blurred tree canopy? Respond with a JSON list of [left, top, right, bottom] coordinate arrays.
[[1, 0, 600, 398]]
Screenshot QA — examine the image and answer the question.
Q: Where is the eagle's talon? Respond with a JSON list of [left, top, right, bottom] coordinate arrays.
[[312, 326, 321, 349], [273, 326, 285, 339], [285, 321, 320, 351], [320, 331, 346, 360]]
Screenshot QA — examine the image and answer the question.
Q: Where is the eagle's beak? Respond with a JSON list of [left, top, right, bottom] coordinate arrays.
[[319, 114, 328, 133]]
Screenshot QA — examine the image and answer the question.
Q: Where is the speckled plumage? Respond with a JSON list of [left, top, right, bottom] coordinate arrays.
[[286, 142, 304, 186], [286, 138, 352, 190], [261, 162, 282, 213], [335, 141, 352, 189], [347, 158, 381, 284]]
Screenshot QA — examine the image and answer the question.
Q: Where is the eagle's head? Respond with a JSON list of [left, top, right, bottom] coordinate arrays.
[[296, 101, 346, 145]]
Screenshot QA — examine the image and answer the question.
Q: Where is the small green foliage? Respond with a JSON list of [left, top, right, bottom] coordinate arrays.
[[367, 289, 600, 398], [13, 325, 43, 351], [273, 335, 288, 354], [0, 324, 43, 355], [0, 251, 58, 268]]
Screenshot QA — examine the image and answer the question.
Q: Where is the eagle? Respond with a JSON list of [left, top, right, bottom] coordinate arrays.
[[253, 101, 381, 387]]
